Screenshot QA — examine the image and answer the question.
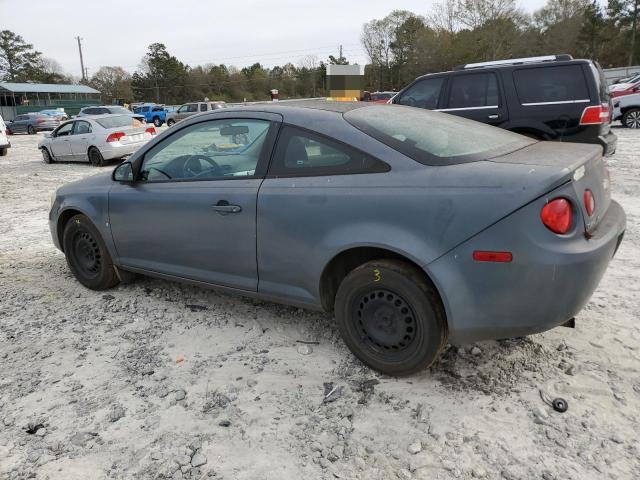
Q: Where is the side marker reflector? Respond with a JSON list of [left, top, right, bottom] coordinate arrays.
[[473, 251, 513, 263]]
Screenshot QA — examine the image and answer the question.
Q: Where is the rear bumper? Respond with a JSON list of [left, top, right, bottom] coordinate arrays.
[[597, 130, 617, 157], [99, 140, 148, 160], [427, 195, 626, 345]]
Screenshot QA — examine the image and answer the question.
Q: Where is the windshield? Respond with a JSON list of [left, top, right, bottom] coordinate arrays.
[[96, 115, 139, 129], [344, 105, 533, 165]]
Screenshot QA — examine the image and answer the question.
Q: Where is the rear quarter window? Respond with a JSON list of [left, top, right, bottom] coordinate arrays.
[[514, 65, 590, 104], [345, 105, 533, 166]]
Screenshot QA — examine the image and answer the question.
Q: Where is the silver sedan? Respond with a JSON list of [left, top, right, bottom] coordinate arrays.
[[38, 115, 157, 166]]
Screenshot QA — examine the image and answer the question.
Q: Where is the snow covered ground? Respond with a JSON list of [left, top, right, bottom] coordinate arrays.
[[0, 126, 638, 480]]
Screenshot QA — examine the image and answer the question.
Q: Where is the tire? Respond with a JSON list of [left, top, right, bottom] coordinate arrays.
[[166, 118, 175, 127], [622, 108, 640, 129], [27, 125, 36, 135], [88, 147, 104, 167], [42, 148, 53, 164], [62, 214, 119, 290], [152, 116, 162, 127], [0, 147, 7, 157], [334, 259, 447, 376]]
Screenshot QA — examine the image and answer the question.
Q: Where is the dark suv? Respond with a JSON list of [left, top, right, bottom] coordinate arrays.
[[392, 55, 616, 156]]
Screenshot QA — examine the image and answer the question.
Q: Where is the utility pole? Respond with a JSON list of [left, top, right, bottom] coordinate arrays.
[[76, 36, 86, 82], [339, 44, 343, 61]]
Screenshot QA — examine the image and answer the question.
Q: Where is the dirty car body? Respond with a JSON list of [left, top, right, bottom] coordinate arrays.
[[49, 102, 626, 374]]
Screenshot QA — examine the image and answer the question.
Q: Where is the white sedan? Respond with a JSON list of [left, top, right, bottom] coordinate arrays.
[[38, 115, 156, 166]]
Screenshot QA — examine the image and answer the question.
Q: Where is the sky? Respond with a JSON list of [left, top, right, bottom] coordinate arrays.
[[0, 0, 551, 79]]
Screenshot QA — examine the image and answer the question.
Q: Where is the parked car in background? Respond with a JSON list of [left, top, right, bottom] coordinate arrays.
[[166, 101, 226, 126], [132, 104, 167, 127], [612, 73, 640, 85], [613, 93, 640, 128], [363, 91, 396, 103], [608, 81, 640, 99], [38, 115, 156, 166], [77, 105, 145, 123], [0, 114, 10, 156], [392, 54, 617, 156], [48, 101, 625, 375], [39, 109, 69, 121], [5, 113, 60, 134]]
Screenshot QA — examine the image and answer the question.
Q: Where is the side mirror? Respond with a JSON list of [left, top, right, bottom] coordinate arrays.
[[113, 161, 134, 183]]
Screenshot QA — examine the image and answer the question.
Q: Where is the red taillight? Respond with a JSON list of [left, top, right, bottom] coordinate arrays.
[[541, 198, 573, 234], [580, 104, 610, 125], [145, 127, 156, 135], [36, 118, 45, 124], [583, 189, 595, 216], [106, 132, 125, 143], [472, 251, 513, 263]]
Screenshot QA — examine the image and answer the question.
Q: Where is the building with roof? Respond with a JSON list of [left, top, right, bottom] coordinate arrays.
[[0, 82, 101, 120]]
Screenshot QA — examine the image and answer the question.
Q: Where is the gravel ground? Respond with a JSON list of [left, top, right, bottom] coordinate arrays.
[[0, 127, 639, 480]]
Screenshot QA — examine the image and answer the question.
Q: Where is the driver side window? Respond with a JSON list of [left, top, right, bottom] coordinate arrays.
[[397, 77, 445, 110], [55, 122, 74, 137], [140, 119, 272, 182]]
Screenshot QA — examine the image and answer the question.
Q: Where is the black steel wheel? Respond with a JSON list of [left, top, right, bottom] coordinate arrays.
[[88, 147, 104, 167], [42, 148, 53, 164], [335, 259, 447, 376], [62, 214, 119, 290], [623, 108, 640, 129]]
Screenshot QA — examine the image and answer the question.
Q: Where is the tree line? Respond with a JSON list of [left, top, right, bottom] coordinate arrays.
[[362, 0, 639, 91], [0, 0, 638, 105]]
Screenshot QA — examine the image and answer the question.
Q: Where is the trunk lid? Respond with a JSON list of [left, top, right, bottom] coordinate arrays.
[[489, 141, 610, 234]]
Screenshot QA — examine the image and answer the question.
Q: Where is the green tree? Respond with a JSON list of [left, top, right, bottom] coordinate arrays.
[[132, 43, 189, 103], [0, 30, 44, 81], [90, 66, 133, 104], [609, 0, 640, 65]]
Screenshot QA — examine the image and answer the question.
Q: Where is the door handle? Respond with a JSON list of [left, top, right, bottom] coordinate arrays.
[[488, 114, 500, 120], [211, 200, 242, 214]]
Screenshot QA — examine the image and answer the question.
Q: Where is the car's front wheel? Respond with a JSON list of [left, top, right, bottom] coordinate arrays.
[[335, 259, 447, 376], [0, 147, 7, 157], [42, 148, 53, 164], [166, 118, 175, 127], [63, 214, 119, 290], [622, 108, 640, 129]]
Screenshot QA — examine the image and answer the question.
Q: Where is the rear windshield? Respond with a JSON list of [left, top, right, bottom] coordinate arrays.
[[344, 105, 533, 165], [108, 106, 133, 115], [96, 115, 137, 129]]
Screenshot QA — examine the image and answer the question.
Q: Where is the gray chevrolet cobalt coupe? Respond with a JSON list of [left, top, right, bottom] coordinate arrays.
[[49, 101, 626, 375]]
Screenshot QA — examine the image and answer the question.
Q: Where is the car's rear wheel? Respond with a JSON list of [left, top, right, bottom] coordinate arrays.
[[166, 118, 175, 127], [153, 116, 162, 127], [42, 148, 53, 164], [88, 147, 104, 167], [63, 214, 119, 290], [0, 147, 7, 157], [335, 259, 447, 376], [27, 125, 35, 135], [622, 108, 640, 129]]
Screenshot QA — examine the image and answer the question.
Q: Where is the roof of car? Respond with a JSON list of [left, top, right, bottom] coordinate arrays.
[[225, 99, 369, 115]]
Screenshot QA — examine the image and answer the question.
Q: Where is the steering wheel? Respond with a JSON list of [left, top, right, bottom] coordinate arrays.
[[183, 154, 222, 178]]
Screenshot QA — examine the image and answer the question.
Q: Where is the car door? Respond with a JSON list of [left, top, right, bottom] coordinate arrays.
[[69, 120, 93, 161], [438, 71, 506, 126], [49, 122, 74, 159], [108, 112, 281, 290], [10, 115, 27, 133]]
